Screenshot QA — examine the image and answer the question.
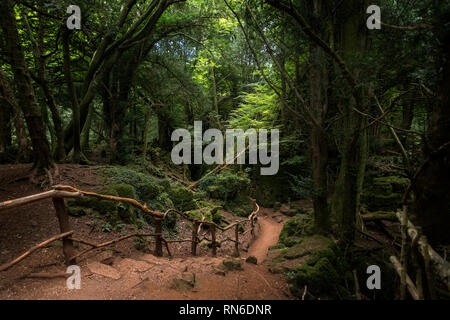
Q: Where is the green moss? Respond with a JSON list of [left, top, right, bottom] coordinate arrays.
[[109, 183, 136, 198], [212, 208, 223, 224], [167, 185, 196, 211], [222, 258, 243, 271], [186, 210, 203, 221], [277, 236, 353, 299], [193, 191, 207, 200], [207, 185, 222, 199], [278, 214, 313, 247], [67, 207, 89, 217], [253, 173, 292, 207], [229, 201, 253, 217], [362, 176, 410, 211], [269, 244, 286, 251], [199, 171, 250, 202], [137, 181, 163, 201]]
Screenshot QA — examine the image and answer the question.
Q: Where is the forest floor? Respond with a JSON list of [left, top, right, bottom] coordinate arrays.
[[0, 163, 294, 299]]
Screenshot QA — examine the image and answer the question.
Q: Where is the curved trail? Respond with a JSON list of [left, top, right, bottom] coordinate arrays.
[[248, 209, 284, 264], [0, 179, 292, 300]]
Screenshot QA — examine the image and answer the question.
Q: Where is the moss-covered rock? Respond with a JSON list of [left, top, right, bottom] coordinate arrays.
[[67, 184, 140, 224], [222, 258, 243, 271], [269, 235, 353, 299], [230, 201, 253, 217], [278, 214, 313, 247], [362, 176, 410, 211]]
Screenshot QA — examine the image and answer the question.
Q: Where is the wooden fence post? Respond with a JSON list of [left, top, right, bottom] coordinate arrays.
[[211, 224, 216, 256], [251, 217, 255, 237], [234, 223, 239, 257], [192, 221, 199, 256], [154, 218, 163, 257], [52, 197, 76, 265]]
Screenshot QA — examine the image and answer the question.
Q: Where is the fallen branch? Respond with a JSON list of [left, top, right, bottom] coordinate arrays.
[[0, 231, 73, 272], [69, 232, 160, 261], [360, 211, 397, 222]]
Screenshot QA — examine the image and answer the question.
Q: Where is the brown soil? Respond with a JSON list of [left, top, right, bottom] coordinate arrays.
[[0, 164, 294, 300], [248, 208, 285, 264]]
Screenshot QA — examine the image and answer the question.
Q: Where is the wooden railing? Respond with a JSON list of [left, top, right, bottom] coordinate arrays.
[[0, 185, 260, 273], [389, 209, 450, 299]]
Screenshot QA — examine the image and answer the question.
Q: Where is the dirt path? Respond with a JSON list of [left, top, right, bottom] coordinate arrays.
[[0, 213, 292, 300], [0, 164, 293, 300], [247, 211, 284, 264]]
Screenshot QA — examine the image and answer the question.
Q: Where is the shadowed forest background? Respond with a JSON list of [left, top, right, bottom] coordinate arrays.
[[0, 0, 449, 300]]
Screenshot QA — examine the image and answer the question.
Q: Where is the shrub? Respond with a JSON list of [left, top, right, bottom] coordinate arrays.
[[198, 171, 250, 202]]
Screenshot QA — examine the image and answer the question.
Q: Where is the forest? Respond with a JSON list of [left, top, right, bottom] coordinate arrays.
[[0, 0, 449, 301]]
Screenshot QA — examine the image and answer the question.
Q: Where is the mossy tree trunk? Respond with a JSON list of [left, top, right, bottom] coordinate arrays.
[[309, 0, 330, 233], [330, 0, 368, 247]]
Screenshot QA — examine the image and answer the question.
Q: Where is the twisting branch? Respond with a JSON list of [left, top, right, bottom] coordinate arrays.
[[0, 231, 73, 272], [53, 185, 165, 217]]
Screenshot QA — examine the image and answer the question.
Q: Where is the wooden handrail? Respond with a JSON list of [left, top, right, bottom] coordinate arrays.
[[0, 190, 82, 212], [0, 185, 261, 271], [53, 185, 165, 218]]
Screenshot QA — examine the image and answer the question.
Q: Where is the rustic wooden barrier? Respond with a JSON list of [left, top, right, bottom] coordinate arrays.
[[192, 221, 199, 256], [234, 223, 239, 257], [390, 208, 450, 300], [0, 185, 260, 273], [154, 218, 163, 257]]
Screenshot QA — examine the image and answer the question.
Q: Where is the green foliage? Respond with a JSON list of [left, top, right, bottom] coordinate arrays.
[[137, 181, 163, 201], [199, 170, 250, 202], [227, 82, 280, 130], [167, 184, 197, 211], [287, 173, 313, 200]]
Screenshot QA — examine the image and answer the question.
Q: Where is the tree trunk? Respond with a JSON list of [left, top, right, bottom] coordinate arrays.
[[0, 0, 52, 170], [62, 29, 81, 163], [309, 0, 330, 233], [331, 0, 368, 247], [22, 12, 65, 161], [412, 3, 450, 244]]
